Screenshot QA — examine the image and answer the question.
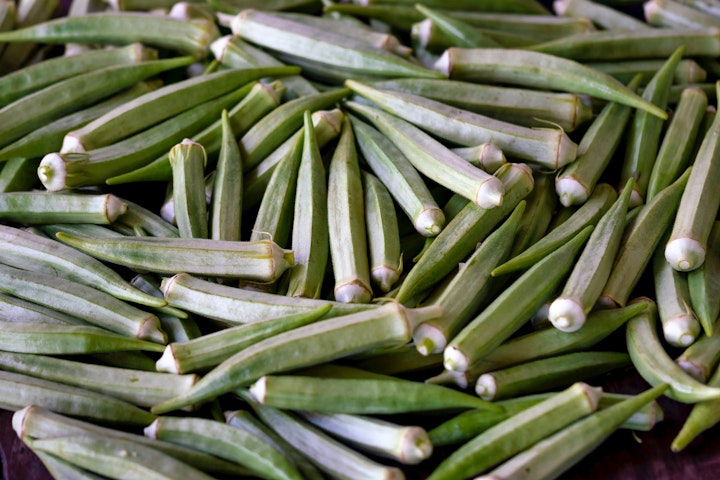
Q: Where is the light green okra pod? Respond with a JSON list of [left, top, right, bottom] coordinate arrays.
[[0, 292, 88, 326], [211, 109, 243, 242], [675, 330, 720, 382], [688, 221, 720, 336], [645, 0, 720, 28], [671, 364, 720, 452], [413, 5, 503, 49], [169, 139, 208, 239], [0, 158, 40, 193], [554, 0, 650, 30]]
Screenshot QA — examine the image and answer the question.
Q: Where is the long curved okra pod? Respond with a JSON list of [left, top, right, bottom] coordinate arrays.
[[55, 233, 293, 282], [151, 302, 442, 414], [444, 226, 592, 373], [626, 299, 720, 403], [548, 179, 633, 332], [0, 11, 220, 59], [665, 87, 720, 272], [394, 162, 534, 304], [435, 48, 667, 119], [345, 100, 505, 209], [346, 80, 577, 170], [327, 118, 373, 303], [350, 114, 444, 237], [145, 416, 302, 480]]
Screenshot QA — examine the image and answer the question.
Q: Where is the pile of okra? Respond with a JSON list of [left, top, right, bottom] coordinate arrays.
[[1, 0, 720, 478]]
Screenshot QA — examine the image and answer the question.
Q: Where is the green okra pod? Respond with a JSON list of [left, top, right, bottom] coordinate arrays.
[[285, 110, 329, 299], [0, 292, 88, 326], [55, 233, 294, 282], [151, 302, 442, 414], [452, 143, 507, 174], [30, 450, 106, 480], [115, 198, 180, 239], [412, 5, 503, 49], [554, 0, 650, 30], [394, 162, 534, 304], [0, 11, 220, 59], [435, 47, 668, 119], [509, 172, 557, 257], [626, 299, 720, 403], [346, 80, 578, 171], [210, 109, 243, 242], [675, 330, 720, 382], [0, 158, 40, 194], [645, 0, 720, 28], [688, 221, 720, 336], [362, 171, 403, 294], [156, 305, 331, 374], [327, 118, 372, 303], [587, 58, 706, 85], [444, 226, 592, 373], [145, 416, 303, 480], [474, 351, 631, 401], [548, 179, 634, 332], [671, 364, 720, 452], [169, 139, 208, 239], [427, 382, 602, 480], [350, 114, 444, 237]]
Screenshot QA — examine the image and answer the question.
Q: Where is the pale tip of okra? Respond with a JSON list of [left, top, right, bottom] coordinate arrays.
[[247, 376, 267, 404], [371, 265, 401, 293], [215, 13, 236, 28], [433, 50, 452, 77], [37, 154, 67, 192], [143, 420, 160, 439], [664, 238, 706, 272], [627, 187, 644, 209], [59, 134, 86, 154], [443, 346, 470, 373], [399, 427, 434, 465], [476, 178, 505, 209], [415, 207, 445, 237], [676, 359, 707, 383], [553, 0, 570, 15], [10, 406, 32, 439], [410, 19, 433, 50], [662, 314, 700, 348], [556, 177, 589, 207], [548, 297, 587, 333], [138, 317, 168, 345], [105, 194, 130, 223], [413, 323, 446, 356], [210, 34, 232, 61], [334, 280, 373, 304], [155, 345, 180, 374], [474, 374, 497, 401]]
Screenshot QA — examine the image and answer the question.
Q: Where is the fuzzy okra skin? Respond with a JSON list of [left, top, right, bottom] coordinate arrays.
[[0, 191, 127, 225], [211, 109, 243, 242], [169, 139, 209, 239], [151, 302, 442, 414]]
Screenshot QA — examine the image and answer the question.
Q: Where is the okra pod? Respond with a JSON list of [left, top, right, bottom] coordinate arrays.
[[671, 364, 720, 451], [688, 221, 720, 336], [626, 300, 720, 403], [444, 226, 592, 373], [548, 179, 633, 332], [588, 58, 706, 85], [350, 114, 444, 237], [0, 158, 39, 193], [55, 233, 293, 282], [413, 5, 503, 49], [327, 118, 372, 303], [0, 292, 88, 326], [210, 109, 243, 242], [435, 48, 668, 119], [675, 330, 720, 382], [452, 143, 507, 174], [168, 139, 208, 239], [116, 198, 180, 239], [151, 302, 441, 413], [645, 0, 720, 28], [554, 0, 650, 30], [509, 172, 557, 258]]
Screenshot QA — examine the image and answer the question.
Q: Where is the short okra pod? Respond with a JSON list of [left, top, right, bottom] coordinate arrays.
[[435, 48, 668, 119], [156, 305, 331, 374], [0, 264, 166, 343], [327, 118, 373, 303], [475, 384, 668, 480], [345, 100, 505, 209], [285, 111, 330, 299], [210, 110, 243, 242], [665, 90, 720, 272], [688, 221, 720, 336], [653, 238, 701, 347], [168, 139, 208, 239], [0, 370, 157, 427], [371, 78, 593, 133], [246, 400, 405, 480], [0, 11, 220, 59], [671, 364, 720, 452], [394, 162, 534, 304], [14, 406, 249, 477], [346, 80, 578, 171], [160, 273, 373, 325], [151, 302, 442, 414], [599, 168, 691, 307], [301, 412, 432, 465], [492, 183, 616, 276], [548, 179, 634, 333], [28, 433, 215, 480], [145, 416, 303, 480], [555, 75, 641, 207], [55, 233, 294, 282], [626, 299, 720, 403], [554, 0, 650, 30], [362, 171, 403, 293], [675, 330, 720, 382], [0, 224, 166, 309], [426, 382, 602, 480], [0, 351, 198, 408], [647, 86, 709, 201], [412, 201, 525, 356], [248, 373, 500, 414], [444, 226, 593, 373], [350, 114, 444, 237], [474, 351, 631, 401]]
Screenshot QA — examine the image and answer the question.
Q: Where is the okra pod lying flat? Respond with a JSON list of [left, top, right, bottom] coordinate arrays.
[[412, 5, 504, 49], [0, 11, 220, 59], [671, 364, 720, 452], [0, 158, 39, 194], [116, 198, 180, 239], [645, 0, 720, 28], [55, 233, 293, 282], [435, 48, 668, 119], [151, 302, 442, 413], [156, 305, 331, 374], [210, 109, 243, 242], [675, 330, 720, 382], [0, 264, 166, 343], [0, 292, 88, 326], [145, 416, 303, 480], [554, 0, 650, 30]]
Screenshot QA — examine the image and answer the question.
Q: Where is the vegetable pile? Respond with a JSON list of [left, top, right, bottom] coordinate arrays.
[[1, 0, 719, 478]]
